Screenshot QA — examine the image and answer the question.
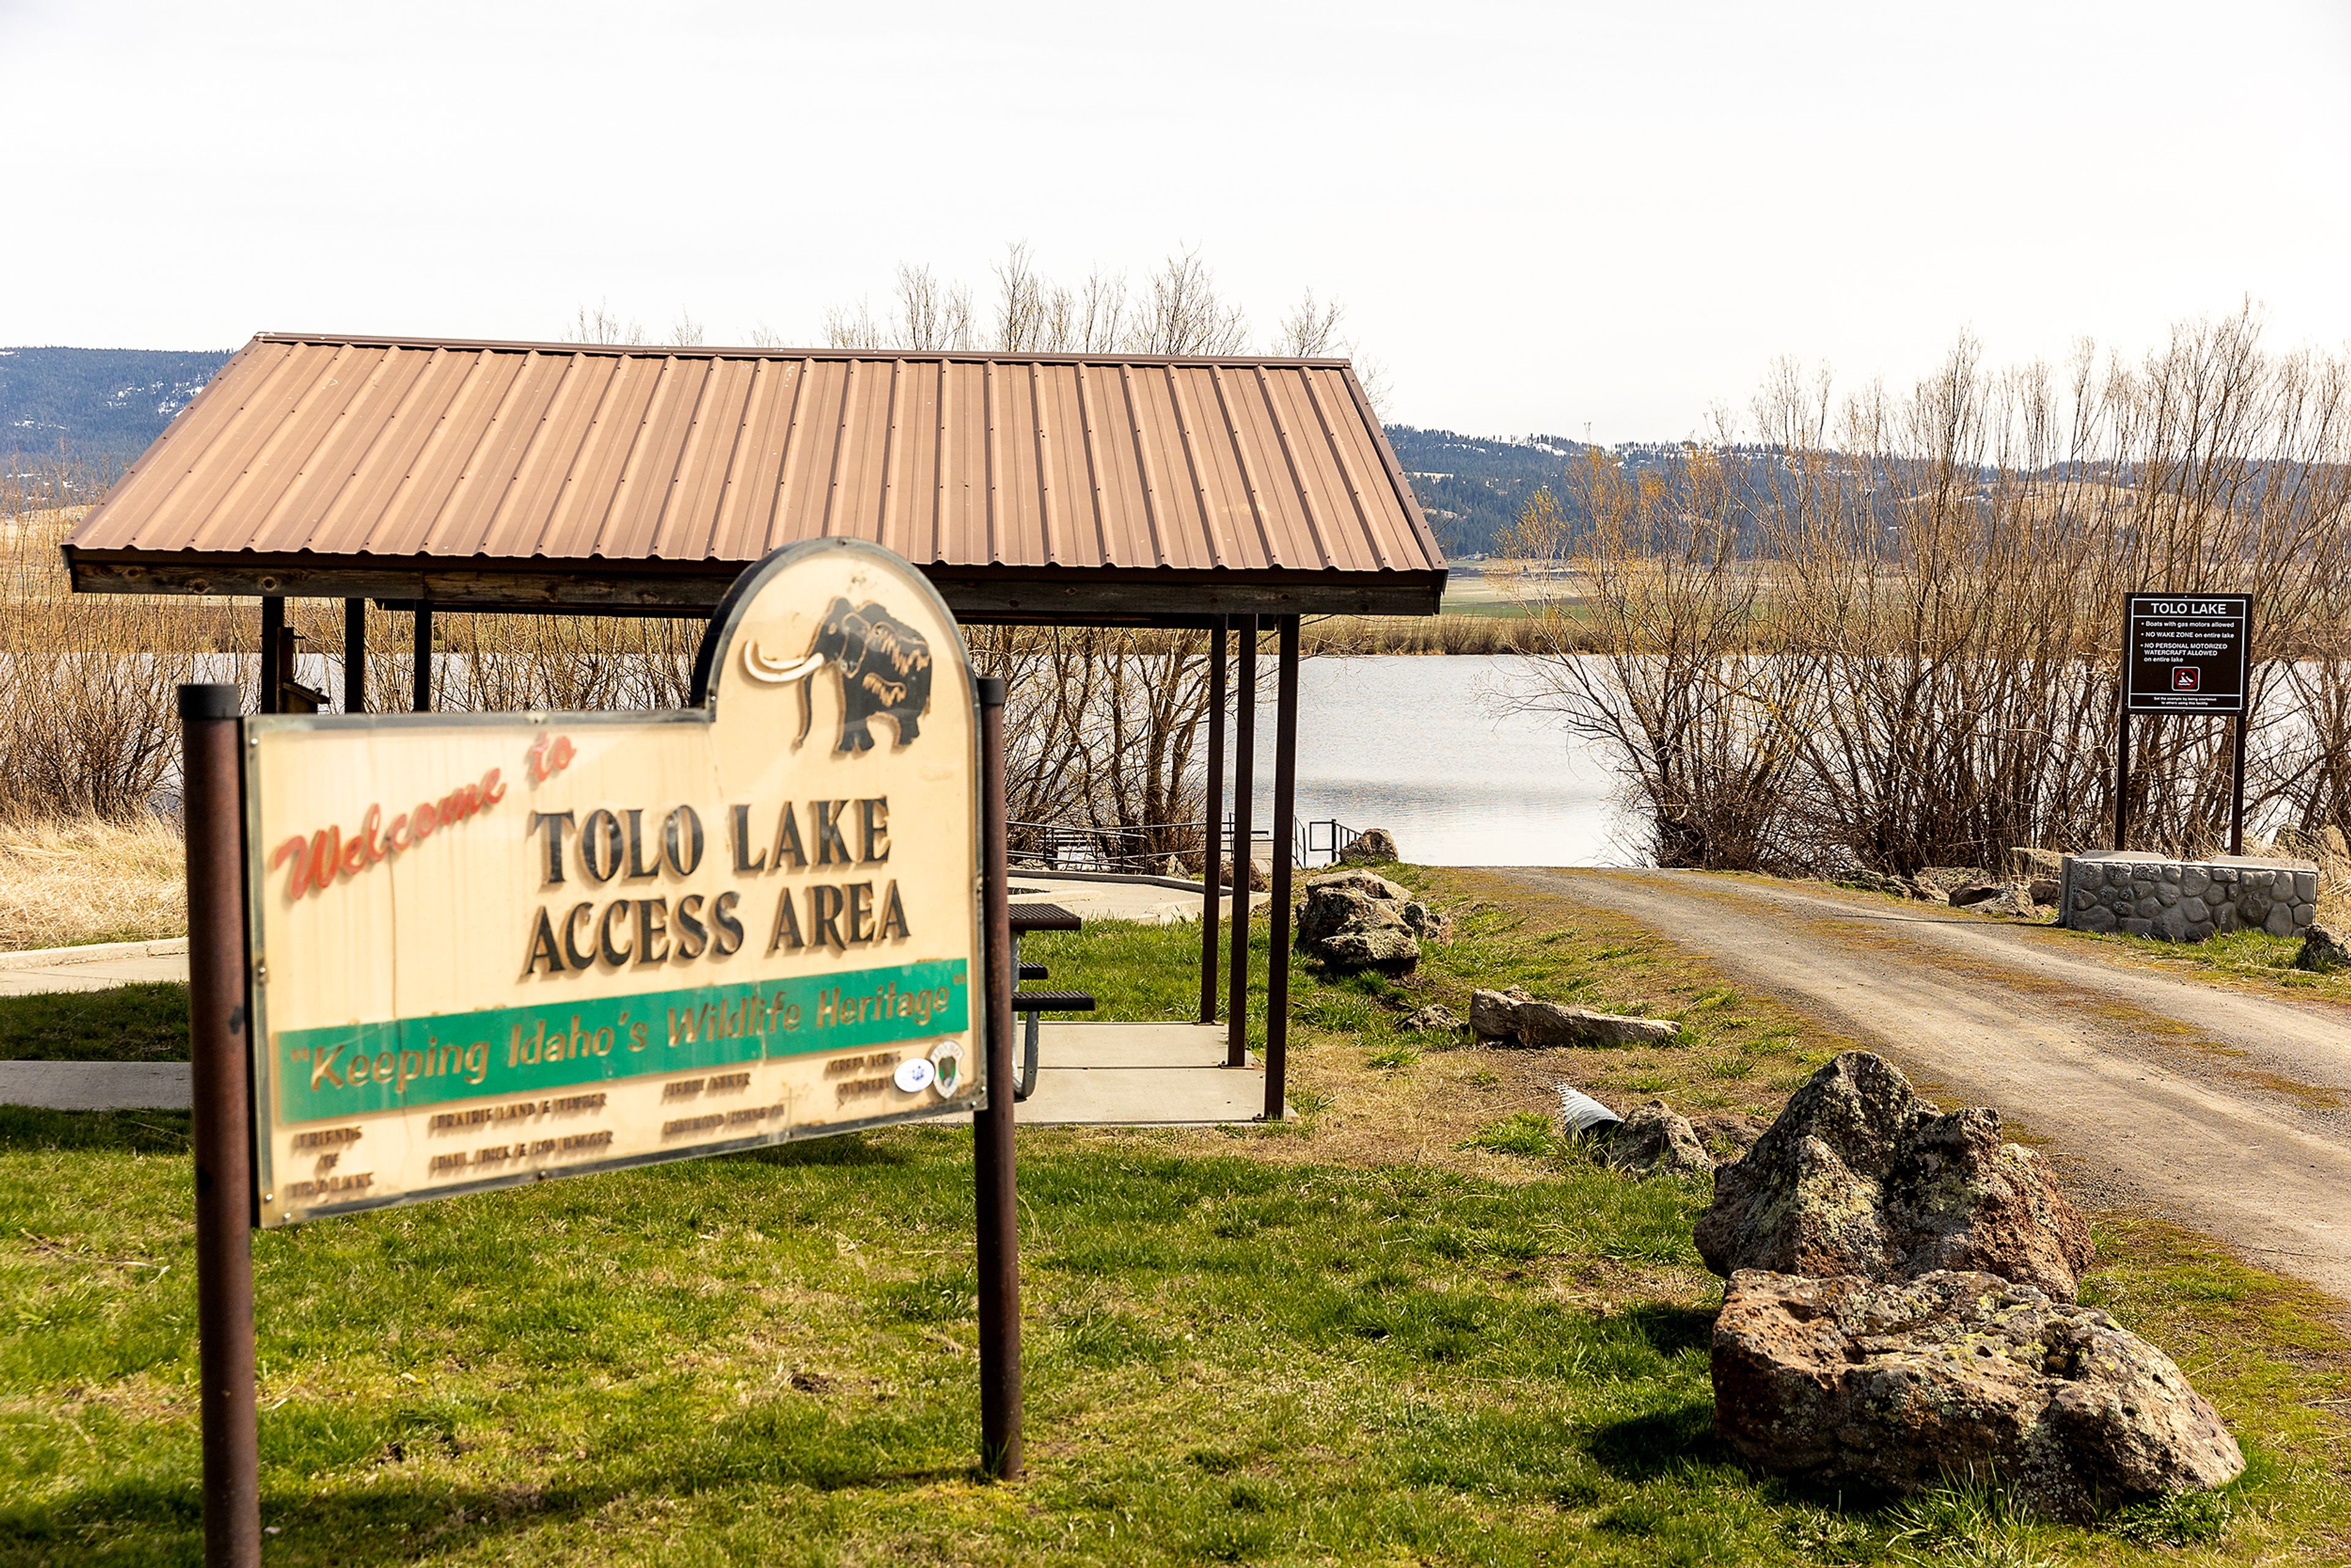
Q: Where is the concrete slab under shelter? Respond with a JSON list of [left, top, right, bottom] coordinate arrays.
[[1013, 1021, 1286, 1127]]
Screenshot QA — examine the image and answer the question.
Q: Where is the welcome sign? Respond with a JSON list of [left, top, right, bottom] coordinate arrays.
[[244, 540, 983, 1226]]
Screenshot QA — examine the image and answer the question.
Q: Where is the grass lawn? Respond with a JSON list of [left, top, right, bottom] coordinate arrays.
[[1, 871, 2346, 1564]]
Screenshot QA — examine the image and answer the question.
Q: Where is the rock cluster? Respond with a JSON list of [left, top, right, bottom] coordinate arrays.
[[1844, 869, 1941, 902], [1951, 881, 2041, 918], [1336, 827, 1400, 865], [1700, 1051, 2239, 1518], [1294, 868, 1448, 974], [1468, 986, 1678, 1048], [2298, 922, 2351, 972], [1395, 1003, 1462, 1034], [2061, 850, 2319, 942], [1696, 1052, 2094, 1299], [1713, 1269, 2245, 1522]]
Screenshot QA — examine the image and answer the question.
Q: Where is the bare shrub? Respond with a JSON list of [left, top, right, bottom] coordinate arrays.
[[1512, 309, 2351, 874], [0, 473, 236, 821]]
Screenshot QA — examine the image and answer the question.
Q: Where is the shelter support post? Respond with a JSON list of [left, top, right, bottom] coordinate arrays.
[[181, 683, 259, 1567], [973, 676, 1022, 1481], [1226, 618, 1257, 1068], [258, 596, 284, 716], [411, 606, 433, 713], [1264, 617, 1299, 1121], [1199, 620, 1227, 1022], [343, 598, 366, 715]]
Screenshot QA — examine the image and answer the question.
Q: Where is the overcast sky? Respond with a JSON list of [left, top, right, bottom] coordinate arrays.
[[6, 0, 2347, 440]]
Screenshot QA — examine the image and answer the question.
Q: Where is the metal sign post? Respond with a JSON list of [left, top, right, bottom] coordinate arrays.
[[180, 539, 1022, 1553], [182, 683, 260, 1567], [2118, 593, 2252, 852]]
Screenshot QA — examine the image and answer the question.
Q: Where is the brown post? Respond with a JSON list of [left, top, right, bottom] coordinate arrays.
[[2229, 713, 2248, 857], [342, 598, 366, 715], [2113, 708, 2132, 850], [411, 606, 433, 713], [1199, 620, 1227, 1023], [972, 675, 1022, 1480], [181, 683, 260, 1567], [258, 597, 284, 716], [1265, 617, 1299, 1122], [1226, 617, 1257, 1068]]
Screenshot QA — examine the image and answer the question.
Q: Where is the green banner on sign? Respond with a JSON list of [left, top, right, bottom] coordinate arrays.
[[274, 958, 969, 1123]]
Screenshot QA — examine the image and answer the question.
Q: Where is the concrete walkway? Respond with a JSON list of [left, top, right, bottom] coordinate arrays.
[[1012, 874, 1268, 926], [1015, 1021, 1281, 1125], [0, 1060, 191, 1110], [0, 937, 189, 996]]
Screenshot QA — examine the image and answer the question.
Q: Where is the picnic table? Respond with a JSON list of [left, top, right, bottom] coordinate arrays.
[[1007, 902, 1096, 1100]]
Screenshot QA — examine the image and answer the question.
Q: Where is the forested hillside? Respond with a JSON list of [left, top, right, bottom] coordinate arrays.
[[0, 347, 233, 465]]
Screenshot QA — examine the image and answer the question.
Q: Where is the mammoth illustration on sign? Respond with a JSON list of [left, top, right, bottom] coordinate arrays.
[[741, 596, 933, 752]]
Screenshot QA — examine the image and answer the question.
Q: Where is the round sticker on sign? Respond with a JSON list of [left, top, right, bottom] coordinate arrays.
[[929, 1040, 966, 1099], [893, 1057, 935, 1095]]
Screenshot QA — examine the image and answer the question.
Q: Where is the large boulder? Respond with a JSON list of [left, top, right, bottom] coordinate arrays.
[[1295, 870, 1421, 973], [1337, 827, 1400, 865], [1712, 1269, 2244, 1522], [1469, 986, 1678, 1048], [1695, 1052, 2094, 1299], [1601, 1100, 1715, 1177]]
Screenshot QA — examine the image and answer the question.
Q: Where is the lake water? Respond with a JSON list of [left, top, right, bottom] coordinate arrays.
[[1228, 655, 1640, 867]]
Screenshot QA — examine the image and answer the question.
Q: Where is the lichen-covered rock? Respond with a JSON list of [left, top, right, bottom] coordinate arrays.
[[1307, 866, 1411, 903], [1602, 1100, 1715, 1176], [1337, 827, 1400, 865], [1400, 900, 1454, 943], [2295, 922, 2351, 973], [1295, 884, 1408, 948], [1959, 883, 2039, 918], [1318, 926, 1420, 973], [1396, 1003, 1461, 1034], [1712, 1269, 2244, 1521], [1295, 870, 1424, 973], [1468, 986, 1678, 1048], [1695, 1052, 2095, 1299]]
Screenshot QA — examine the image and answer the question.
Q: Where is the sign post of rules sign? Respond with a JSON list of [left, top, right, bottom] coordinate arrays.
[[247, 539, 983, 1222]]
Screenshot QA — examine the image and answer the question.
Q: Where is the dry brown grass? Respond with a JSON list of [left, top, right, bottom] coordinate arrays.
[[0, 814, 185, 950]]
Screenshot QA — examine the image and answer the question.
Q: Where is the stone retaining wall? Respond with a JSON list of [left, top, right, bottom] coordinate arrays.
[[2060, 850, 2318, 942]]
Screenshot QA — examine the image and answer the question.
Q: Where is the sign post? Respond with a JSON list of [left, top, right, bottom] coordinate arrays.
[[181, 539, 1018, 1551], [2119, 593, 2252, 853]]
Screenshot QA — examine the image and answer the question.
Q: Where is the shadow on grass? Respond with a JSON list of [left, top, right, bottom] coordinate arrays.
[[735, 1130, 926, 1169], [1584, 1399, 1722, 1479], [0, 1105, 189, 1153], [1621, 1300, 1715, 1356], [0, 981, 189, 1063], [0, 1458, 985, 1567]]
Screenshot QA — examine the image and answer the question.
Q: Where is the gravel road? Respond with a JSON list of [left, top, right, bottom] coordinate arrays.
[[1489, 868, 2351, 1302]]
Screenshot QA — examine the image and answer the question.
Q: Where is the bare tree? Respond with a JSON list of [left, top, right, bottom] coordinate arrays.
[[894, 263, 975, 351], [1274, 289, 1343, 357], [564, 300, 646, 346], [1133, 248, 1248, 356], [669, 309, 705, 348]]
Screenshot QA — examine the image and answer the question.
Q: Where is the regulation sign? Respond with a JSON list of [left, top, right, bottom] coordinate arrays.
[[2124, 593, 2250, 715], [243, 539, 983, 1227]]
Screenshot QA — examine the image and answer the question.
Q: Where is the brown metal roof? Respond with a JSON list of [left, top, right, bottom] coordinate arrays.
[[63, 333, 1444, 621]]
